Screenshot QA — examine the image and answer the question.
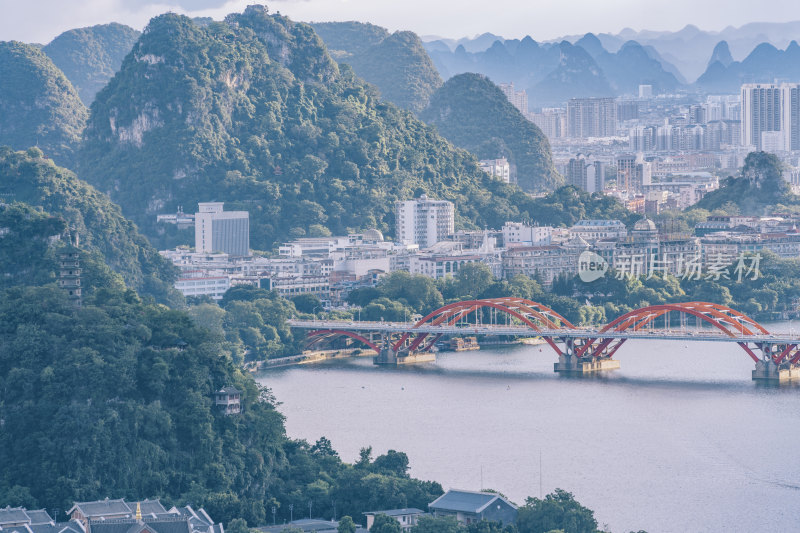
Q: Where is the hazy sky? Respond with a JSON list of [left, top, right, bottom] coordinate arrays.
[[2, 0, 800, 44]]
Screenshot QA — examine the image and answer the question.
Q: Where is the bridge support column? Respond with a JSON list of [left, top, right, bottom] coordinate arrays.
[[373, 335, 436, 366], [553, 339, 620, 375], [752, 360, 800, 383]]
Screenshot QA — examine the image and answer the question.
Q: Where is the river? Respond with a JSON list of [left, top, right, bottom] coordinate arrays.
[[256, 322, 800, 533]]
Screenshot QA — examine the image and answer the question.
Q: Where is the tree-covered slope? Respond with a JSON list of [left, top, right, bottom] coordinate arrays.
[[420, 73, 562, 192], [78, 7, 543, 249], [0, 283, 443, 524], [312, 22, 442, 113], [0, 147, 177, 301], [0, 41, 87, 168], [43, 23, 141, 105], [693, 151, 796, 214]]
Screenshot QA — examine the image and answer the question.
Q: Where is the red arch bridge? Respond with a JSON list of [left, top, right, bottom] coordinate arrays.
[[288, 298, 800, 383]]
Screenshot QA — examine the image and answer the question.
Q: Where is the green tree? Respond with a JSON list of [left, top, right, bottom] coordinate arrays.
[[292, 293, 323, 314], [226, 519, 250, 533], [337, 516, 357, 533], [516, 489, 597, 533], [411, 516, 464, 533], [370, 514, 402, 533]]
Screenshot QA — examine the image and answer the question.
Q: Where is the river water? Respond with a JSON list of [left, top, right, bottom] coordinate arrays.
[[257, 322, 800, 533]]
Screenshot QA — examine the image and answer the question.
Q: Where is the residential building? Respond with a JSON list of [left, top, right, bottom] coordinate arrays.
[[638, 84, 653, 99], [498, 82, 528, 114], [174, 272, 231, 300], [478, 158, 511, 183], [215, 386, 242, 415], [195, 202, 249, 257], [566, 155, 605, 192], [616, 154, 652, 193], [528, 108, 567, 140], [363, 509, 425, 531], [502, 222, 552, 247], [567, 97, 617, 138], [569, 220, 627, 242], [395, 195, 455, 248], [428, 490, 517, 526], [741, 82, 800, 151], [502, 236, 589, 285]]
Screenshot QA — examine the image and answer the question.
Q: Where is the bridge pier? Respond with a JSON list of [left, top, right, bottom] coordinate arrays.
[[752, 360, 800, 383], [553, 340, 620, 375], [373, 335, 436, 366]]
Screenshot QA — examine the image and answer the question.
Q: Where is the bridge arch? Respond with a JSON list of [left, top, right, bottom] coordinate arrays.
[[392, 297, 575, 355], [305, 329, 380, 353], [576, 302, 767, 362]]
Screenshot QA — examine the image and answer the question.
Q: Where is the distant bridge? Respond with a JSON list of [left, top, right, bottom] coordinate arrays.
[[288, 298, 800, 382]]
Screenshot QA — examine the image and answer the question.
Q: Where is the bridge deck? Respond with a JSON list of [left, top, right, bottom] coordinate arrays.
[[288, 320, 800, 344]]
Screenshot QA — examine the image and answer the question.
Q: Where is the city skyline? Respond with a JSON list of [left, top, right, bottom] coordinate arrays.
[[2, 0, 800, 46]]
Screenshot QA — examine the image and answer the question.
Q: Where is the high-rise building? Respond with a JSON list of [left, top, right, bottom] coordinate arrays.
[[638, 85, 653, 99], [567, 98, 617, 138], [498, 82, 528, 115], [566, 155, 606, 193], [528, 108, 567, 140], [195, 202, 250, 256], [478, 158, 511, 183], [395, 195, 455, 248], [741, 82, 800, 151], [741, 83, 782, 149], [616, 154, 652, 193]]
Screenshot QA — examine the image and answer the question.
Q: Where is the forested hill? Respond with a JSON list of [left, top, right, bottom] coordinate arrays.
[[420, 73, 562, 192], [311, 21, 443, 113], [0, 147, 178, 302], [43, 23, 141, 105], [0, 41, 87, 168], [0, 282, 443, 525], [78, 6, 547, 250]]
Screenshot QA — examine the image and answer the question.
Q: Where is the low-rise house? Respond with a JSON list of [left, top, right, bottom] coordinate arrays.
[[88, 516, 189, 533], [215, 387, 242, 415], [429, 489, 517, 526], [363, 509, 425, 531]]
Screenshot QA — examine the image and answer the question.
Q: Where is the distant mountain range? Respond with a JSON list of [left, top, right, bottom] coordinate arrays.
[[427, 21, 800, 83], [425, 33, 681, 106]]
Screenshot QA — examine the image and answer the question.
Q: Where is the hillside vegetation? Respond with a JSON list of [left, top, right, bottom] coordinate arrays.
[[0, 147, 178, 302], [78, 7, 552, 250], [43, 23, 141, 105], [0, 41, 87, 167], [312, 22, 442, 113], [420, 73, 561, 191]]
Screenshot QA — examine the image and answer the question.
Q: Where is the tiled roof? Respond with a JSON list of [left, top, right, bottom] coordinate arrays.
[[132, 502, 167, 517], [69, 500, 131, 518], [0, 508, 31, 526], [88, 517, 190, 533], [25, 511, 54, 525], [429, 489, 515, 514], [216, 386, 241, 395], [362, 508, 424, 517]]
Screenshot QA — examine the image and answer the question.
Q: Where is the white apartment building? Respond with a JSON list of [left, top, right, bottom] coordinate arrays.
[[478, 158, 511, 183], [195, 202, 250, 257], [741, 82, 800, 151], [395, 195, 455, 248], [175, 271, 231, 300], [502, 222, 552, 247]]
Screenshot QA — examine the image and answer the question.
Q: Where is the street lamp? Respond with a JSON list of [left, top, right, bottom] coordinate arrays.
[[289, 504, 294, 523], [308, 500, 313, 519], [271, 506, 276, 526]]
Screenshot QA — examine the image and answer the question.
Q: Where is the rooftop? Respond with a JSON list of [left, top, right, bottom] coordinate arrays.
[[429, 489, 516, 514]]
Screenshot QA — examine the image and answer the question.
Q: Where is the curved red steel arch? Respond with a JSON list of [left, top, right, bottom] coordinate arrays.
[[575, 302, 767, 362], [392, 297, 575, 355], [305, 329, 380, 353]]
